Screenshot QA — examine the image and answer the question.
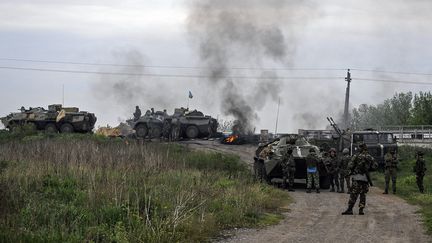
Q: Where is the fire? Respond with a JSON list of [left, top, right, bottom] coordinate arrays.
[[225, 135, 238, 143]]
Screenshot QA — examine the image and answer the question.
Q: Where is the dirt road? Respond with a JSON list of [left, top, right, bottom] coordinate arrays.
[[181, 140, 431, 243]]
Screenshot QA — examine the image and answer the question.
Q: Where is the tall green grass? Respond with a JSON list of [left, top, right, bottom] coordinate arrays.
[[0, 134, 289, 242], [372, 145, 432, 234]]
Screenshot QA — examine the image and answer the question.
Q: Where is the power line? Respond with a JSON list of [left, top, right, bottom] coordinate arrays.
[[351, 68, 432, 76], [1, 65, 432, 85], [0, 66, 343, 80], [0, 57, 346, 72], [355, 78, 432, 86]]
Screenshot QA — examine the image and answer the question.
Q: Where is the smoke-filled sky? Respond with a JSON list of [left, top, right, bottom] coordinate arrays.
[[0, 0, 431, 132]]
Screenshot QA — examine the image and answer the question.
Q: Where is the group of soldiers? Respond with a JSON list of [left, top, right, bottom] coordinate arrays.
[[280, 144, 428, 215]]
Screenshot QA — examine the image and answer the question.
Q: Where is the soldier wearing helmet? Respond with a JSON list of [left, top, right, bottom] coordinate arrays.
[[306, 148, 320, 193], [133, 105, 142, 121], [281, 147, 296, 191], [338, 148, 351, 193], [342, 142, 375, 215], [413, 151, 427, 193], [325, 148, 340, 192], [383, 148, 399, 194]]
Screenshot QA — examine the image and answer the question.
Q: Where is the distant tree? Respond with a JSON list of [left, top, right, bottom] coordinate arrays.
[[350, 92, 413, 129], [410, 91, 432, 125]]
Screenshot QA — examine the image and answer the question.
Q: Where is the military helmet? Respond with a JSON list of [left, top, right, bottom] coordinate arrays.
[[329, 148, 337, 153], [309, 148, 316, 153], [342, 148, 349, 154], [358, 142, 368, 151]]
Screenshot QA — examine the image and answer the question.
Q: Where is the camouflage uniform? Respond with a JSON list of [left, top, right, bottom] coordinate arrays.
[[384, 151, 398, 194], [413, 152, 427, 193], [338, 148, 351, 193], [326, 149, 340, 192], [282, 148, 296, 191], [342, 144, 374, 215], [306, 149, 320, 193]]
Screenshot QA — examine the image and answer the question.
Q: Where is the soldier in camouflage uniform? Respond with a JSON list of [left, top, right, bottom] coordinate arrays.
[[282, 147, 296, 191], [306, 148, 320, 193], [413, 151, 427, 193], [326, 148, 340, 192], [342, 143, 375, 215], [338, 148, 351, 193], [383, 149, 398, 194]]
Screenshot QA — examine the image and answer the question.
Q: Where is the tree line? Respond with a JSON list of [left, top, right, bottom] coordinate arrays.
[[350, 91, 432, 129]]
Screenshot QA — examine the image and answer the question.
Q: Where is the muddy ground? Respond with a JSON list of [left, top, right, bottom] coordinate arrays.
[[180, 139, 431, 243]]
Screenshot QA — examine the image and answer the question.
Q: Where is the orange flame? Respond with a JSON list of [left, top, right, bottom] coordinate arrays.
[[225, 135, 238, 143]]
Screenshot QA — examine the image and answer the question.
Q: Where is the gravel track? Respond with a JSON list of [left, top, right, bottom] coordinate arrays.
[[180, 139, 431, 243]]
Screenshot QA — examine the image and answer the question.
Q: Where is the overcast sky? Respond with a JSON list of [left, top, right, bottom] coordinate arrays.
[[0, 0, 431, 132]]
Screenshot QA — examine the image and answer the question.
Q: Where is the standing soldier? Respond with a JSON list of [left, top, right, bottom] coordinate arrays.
[[413, 151, 427, 193], [306, 148, 320, 193], [133, 106, 142, 121], [383, 149, 399, 194], [338, 148, 351, 193], [326, 148, 340, 192], [342, 143, 374, 215], [282, 147, 296, 191]]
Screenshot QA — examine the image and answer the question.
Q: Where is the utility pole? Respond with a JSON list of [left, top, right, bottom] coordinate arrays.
[[274, 97, 280, 135], [343, 69, 351, 129]]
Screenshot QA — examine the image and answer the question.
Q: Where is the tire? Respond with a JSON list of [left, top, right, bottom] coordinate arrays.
[[60, 123, 74, 133], [150, 127, 162, 138], [135, 124, 148, 138], [186, 125, 199, 139], [45, 123, 58, 133]]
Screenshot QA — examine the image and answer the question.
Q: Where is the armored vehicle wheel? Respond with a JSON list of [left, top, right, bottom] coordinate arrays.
[[45, 123, 58, 133], [151, 127, 162, 138], [60, 123, 74, 133], [186, 125, 199, 139], [135, 124, 148, 138]]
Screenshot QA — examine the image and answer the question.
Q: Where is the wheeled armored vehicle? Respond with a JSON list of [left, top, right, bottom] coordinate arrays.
[[254, 135, 330, 189], [0, 104, 96, 133]]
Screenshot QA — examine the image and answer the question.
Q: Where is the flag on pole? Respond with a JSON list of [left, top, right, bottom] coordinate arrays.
[[188, 91, 193, 99]]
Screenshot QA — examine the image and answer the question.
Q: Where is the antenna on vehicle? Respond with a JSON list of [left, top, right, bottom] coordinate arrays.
[[62, 84, 65, 106]]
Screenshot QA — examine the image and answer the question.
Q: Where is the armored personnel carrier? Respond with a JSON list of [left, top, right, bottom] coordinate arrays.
[[254, 135, 330, 189], [127, 110, 168, 138], [163, 108, 218, 140], [0, 104, 96, 133]]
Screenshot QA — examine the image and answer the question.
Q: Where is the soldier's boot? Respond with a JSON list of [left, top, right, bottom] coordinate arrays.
[[337, 186, 342, 193], [383, 189, 388, 194], [392, 183, 396, 194], [359, 208, 365, 215], [342, 206, 354, 215], [306, 188, 311, 193], [330, 186, 335, 192], [316, 188, 320, 193], [288, 184, 295, 192]]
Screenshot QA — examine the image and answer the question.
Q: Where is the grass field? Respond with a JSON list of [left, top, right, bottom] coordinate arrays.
[[0, 132, 290, 242], [372, 145, 432, 234]]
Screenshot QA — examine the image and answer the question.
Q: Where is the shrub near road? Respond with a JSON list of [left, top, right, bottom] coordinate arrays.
[[0, 134, 289, 242], [372, 145, 432, 234]]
